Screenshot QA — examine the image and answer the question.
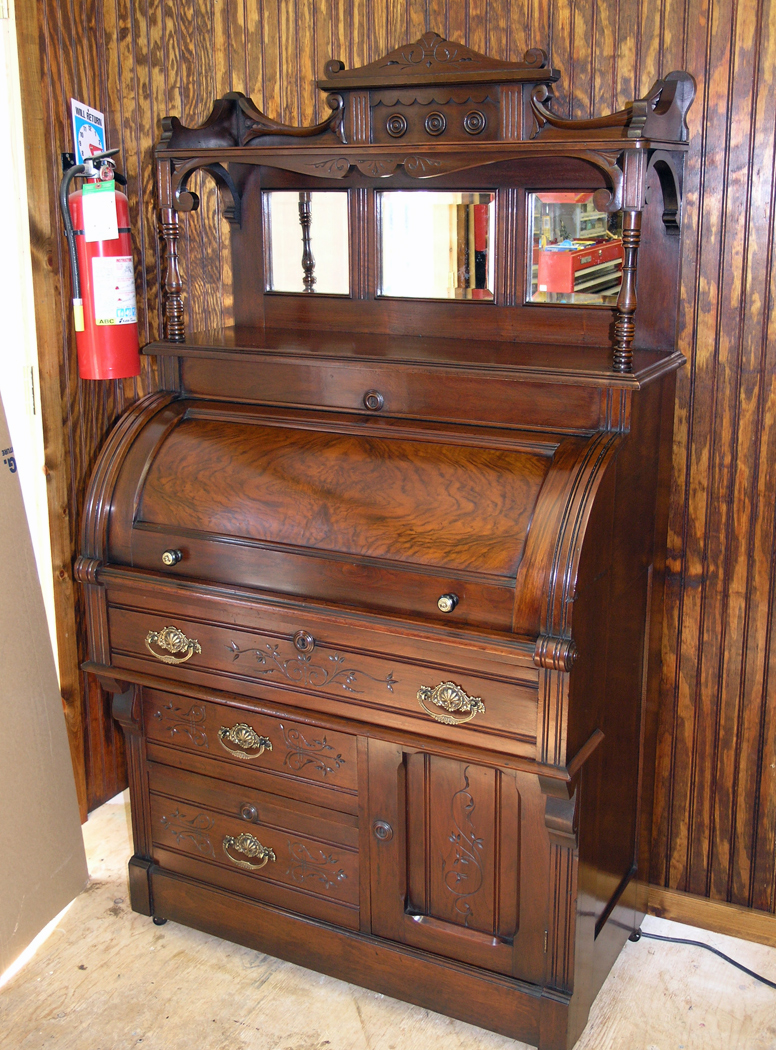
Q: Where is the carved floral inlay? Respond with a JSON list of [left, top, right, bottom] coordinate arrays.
[[442, 768, 484, 927], [152, 699, 208, 748], [227, 641, 396, 694], [280, 723, 345, 778], [286, 841, 347, 890], [160, 808, 215, 856]]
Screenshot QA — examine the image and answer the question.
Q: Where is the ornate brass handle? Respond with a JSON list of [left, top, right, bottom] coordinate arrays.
[[145, 626, 202, 664], [223, 832, 276, 870], [417, 681, 485, 725], [218, 723, 272, 760]]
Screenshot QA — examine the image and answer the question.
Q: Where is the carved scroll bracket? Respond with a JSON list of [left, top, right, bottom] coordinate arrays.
[[646, 150, 683, 234], [112, 686, 141, 735], [171, 160, 242, 224]]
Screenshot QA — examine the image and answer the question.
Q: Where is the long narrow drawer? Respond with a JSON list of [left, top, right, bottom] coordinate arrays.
[[148, 761, 360, 929], [110, 598, 539, 757], [143, 687, 358, 814]]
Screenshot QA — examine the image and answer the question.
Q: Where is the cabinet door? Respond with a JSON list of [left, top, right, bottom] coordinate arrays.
[[368, 739, 547, 982]]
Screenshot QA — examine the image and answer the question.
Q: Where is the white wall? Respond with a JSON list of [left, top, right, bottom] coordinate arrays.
[[0, 0, 57, 659]]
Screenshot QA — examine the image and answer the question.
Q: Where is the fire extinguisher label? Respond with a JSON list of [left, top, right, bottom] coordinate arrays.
[[82, 181, 119, 242], [91, 256, 138, 326]]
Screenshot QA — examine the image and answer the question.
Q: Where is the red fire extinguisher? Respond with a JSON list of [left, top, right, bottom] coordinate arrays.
[[60, 148, 141, 379]]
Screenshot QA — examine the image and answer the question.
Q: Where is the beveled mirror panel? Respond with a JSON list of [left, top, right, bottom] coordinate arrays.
[[527, 193, 623, 305], [378, 192, 495, 300], [264, 191, 349, 294]]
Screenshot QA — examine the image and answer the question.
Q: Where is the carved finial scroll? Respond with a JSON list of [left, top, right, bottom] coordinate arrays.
[[530, 71, 695, 141], [159, 91, 344, 151]]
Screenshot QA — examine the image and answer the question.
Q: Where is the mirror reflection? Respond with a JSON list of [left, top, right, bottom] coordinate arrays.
[[379, 192, 495, 300], [528, 193, 623, 305], [264, 191, 349, 294]]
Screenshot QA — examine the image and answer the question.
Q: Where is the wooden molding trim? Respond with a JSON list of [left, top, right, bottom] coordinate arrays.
[[648, 886, 776, 948]]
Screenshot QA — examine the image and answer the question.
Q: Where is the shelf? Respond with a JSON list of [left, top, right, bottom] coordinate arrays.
[[145, 326, 683, 389]]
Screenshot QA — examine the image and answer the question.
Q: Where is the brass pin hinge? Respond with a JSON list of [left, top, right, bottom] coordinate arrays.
[[544, 929, 549, 953]]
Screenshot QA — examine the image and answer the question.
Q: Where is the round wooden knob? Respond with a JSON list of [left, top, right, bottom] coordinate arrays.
[[373, 820, 393, 841], [364, 390, 384, 411], [239, 803, 258, 822]]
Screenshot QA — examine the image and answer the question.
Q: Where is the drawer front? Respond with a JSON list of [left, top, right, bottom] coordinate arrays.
[[109, 597, 539, 758], [131, 526, 516, 632], [148, 763, 360, 927], [181, 355, 604, 432], [143, 687, 358, 801]]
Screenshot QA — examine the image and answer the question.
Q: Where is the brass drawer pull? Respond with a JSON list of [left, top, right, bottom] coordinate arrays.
[[218, 723, 272, 760], [145, 626, 201, 664], [223, 832, 276, 871], [417, 681, 485, 725], [161, 548, 182, 566]]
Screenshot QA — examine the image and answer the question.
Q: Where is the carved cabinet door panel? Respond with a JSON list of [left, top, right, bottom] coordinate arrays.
[[367, 738, 548, 982]]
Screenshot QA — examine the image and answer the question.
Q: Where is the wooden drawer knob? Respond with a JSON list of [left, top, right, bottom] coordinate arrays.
[[363, 390, 384, 411], [372, 820, 393, 842], [239, 803, 259, 822]]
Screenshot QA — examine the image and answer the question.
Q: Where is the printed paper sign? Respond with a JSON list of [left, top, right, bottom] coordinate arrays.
[[91, 256, 138, 326], [82, 180, 119, 242], [71, 99, 106, 164]]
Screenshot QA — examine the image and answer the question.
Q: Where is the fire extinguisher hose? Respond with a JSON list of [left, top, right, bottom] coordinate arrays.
[[60, 162, 86, 308]]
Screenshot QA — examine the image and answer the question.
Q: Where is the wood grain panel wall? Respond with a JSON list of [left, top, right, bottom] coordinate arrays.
[[17, 0, 776, 918]]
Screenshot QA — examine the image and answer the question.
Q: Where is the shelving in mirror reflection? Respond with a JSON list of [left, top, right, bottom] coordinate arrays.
[[378, 192, 495, 300], [528, 192, 623, 305], [264, 191, 349, 295]]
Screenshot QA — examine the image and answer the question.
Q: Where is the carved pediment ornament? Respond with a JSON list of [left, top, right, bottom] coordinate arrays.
[[318, 32, 555, 87]]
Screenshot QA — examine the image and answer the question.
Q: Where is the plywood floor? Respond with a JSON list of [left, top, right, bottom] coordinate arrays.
[[1, 793, 774, 1050]]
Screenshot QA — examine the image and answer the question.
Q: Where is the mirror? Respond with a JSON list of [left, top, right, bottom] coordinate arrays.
[[264, 191, 349, 294], [527, 192, 623, 305], [378, 192, 495, 300]]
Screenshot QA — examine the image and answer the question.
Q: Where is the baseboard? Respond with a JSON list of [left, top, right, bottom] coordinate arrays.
[[648, 886, 776, 948]]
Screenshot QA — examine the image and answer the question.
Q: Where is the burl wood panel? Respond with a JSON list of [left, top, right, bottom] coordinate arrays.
[[19, 0, 776, 920], [138, 416, 550, 574]]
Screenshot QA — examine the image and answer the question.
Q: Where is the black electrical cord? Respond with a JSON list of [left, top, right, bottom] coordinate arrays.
[[629, 928, 776, 990]]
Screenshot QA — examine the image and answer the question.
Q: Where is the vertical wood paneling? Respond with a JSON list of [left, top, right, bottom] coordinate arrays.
[[18, 0, 776, 922]]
